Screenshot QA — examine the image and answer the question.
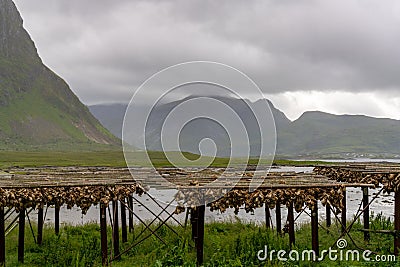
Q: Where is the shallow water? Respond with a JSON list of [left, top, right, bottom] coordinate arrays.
[[22, 165, 395, 227]]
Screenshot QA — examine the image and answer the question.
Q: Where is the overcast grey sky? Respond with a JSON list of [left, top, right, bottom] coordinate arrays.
[[13, 0, 400, 120]]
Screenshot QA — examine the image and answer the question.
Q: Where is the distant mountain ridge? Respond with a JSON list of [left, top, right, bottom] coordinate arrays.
[[0, 0, 119, 150], [89, 99, 400, 157], [279, 111, 400, 156]]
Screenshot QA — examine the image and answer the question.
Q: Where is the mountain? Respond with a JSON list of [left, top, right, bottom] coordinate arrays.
[[278, 111, 400, 156], [89, 103, 127, 140], [137, 96, 283, 157], [89, 96, 287, 157], [89, 98, 290, 139], [0, 0, 119, 150], [90, 99, 400, 158]]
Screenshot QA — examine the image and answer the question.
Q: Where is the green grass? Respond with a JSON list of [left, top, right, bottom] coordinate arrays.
[[3, 214, 399, 266], [0, 150, 334, 169], [0, 151, 126, 168]]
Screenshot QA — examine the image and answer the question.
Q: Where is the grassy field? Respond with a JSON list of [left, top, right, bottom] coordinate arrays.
[[3, 213, 399, 266], [0, 150, 332, 169], [0, 151, 127, 168]]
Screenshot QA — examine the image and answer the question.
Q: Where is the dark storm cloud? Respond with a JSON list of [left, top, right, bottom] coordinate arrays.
[[13, 0, 400, 104]]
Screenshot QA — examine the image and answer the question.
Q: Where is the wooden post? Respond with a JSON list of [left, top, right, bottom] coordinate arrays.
[[341, 189, 347, 233], [311, 200, 319, 259], [55, 205, 60, 235], [363, 187, 370, 242], [191, 205, 205, 266], [191, 208, 197, 241], [276, 201, 282, 234], [288, 202, 295, 247], [18, 208, 25, 263], [196, 205, 205, 266], [37, 207, 44, 245], [112, 200, 120, 260], [326, 204, 331, 227], [100, 203, 108, 266], [0, 207, 5, 266], [265, 204, 271, 229], [128, 195, 134, 233], [120, 199, 127, 243], [394, 191, 400, 255]]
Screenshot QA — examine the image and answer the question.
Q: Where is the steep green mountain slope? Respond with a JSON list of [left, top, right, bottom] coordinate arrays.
[[0, 0, 119, 150]]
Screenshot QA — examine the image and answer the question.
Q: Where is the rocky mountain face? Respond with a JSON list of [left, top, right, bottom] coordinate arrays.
[[0, 0, 119, 150]]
